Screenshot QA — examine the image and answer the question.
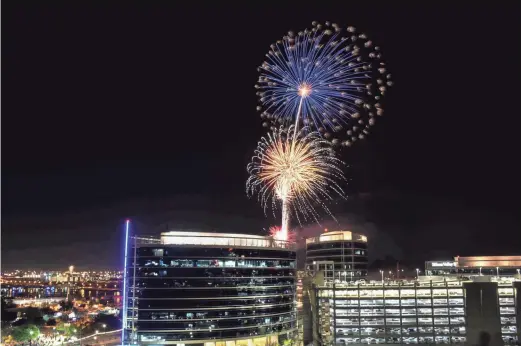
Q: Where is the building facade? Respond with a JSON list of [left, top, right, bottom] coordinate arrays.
[[310, 277, 520, 346], [425, 256, 521, 277], [302, 230, 521, 346], [123, 231, 297, 346], [305, 231, 368, 281]]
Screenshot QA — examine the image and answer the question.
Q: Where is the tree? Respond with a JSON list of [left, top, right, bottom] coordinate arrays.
[[11, 325, 40, 344], [56, 321, 76, 336]]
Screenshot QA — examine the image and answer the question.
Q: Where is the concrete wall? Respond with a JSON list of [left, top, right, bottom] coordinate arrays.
[[463, 282, 502, 346], [514, 282, 521, 344]]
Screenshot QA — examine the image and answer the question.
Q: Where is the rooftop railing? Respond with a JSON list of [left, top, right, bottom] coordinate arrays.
[[133, 234, 296, 250]]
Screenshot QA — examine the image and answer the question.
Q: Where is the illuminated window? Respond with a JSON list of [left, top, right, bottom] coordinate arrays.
[[152, 249, 164, 257], [224, 260, 236, 267], [384, 290, 399, 298], [416, 289, 431, 297], [401, 299, 415, 306], [432, 289, 446, 296], [450, 317, 465, 325], [500, 307, 515, 315], [449, 308, 464, 316], [385, 318, 400, 325], [501, 316, 516, 324], [448, 289, 463, 297], [400, 289, 415, 297], [434, 317, 449, 325], [498, 288, 514, 296], [448, 298, 463, 306], [433, 298, 448, 306], [499, 297, 515, 305], [417, 299, 431, 306], [418, 318, 433, 325]]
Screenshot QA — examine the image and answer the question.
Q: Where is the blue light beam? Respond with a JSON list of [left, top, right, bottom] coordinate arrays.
[[121, 219, 130, 345]]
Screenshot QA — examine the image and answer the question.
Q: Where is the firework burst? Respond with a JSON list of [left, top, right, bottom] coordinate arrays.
[[268, 225, 296, 243], [256, 21, 392, 146], [246, 125, 346, 232]]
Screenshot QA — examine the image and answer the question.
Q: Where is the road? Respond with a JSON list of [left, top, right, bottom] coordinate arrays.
[[69, 334, 120, 346]]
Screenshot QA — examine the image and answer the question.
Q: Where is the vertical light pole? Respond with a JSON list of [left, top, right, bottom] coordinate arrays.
[[496, 266, 499, 277], [380, 270, 384, 283], [67, 265, 74, 301], [122, 219, 131, 346], [415, 268, 420, 279], [479, 267, 482, 276]]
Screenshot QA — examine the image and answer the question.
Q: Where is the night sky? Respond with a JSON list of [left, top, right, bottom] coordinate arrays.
[[3, 2, 521, 270]]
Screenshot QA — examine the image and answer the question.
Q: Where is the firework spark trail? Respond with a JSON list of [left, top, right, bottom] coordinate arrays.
[[256, 21, 392, 147], [246, 125, 346, 233]]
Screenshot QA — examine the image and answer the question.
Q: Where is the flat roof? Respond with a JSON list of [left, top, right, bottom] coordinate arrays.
[[134, 231, 295, 250], [455, 255, 521, 268], [306, 230, 367, 244], [161, 231, 268, 240], [426, 255, 521, 269]]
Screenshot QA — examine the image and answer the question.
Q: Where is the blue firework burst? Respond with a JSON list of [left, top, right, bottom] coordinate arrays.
[[256, 21, 392, 147]]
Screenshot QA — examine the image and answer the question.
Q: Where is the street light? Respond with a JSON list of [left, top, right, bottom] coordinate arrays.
[[479, 267, 482, 276], [102, 324, 107, 329], [415, 268, 420, 279], [496, 266, 499, 277], [379, 270, 384, 283]]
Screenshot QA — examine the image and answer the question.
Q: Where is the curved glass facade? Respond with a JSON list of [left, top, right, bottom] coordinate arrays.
[[305, 231, 368, 280], [125, 232, 297, 345]]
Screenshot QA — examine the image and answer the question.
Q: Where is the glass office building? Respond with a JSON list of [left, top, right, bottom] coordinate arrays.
[[123, 231, 297, 345], [306, 231, 368, 280]]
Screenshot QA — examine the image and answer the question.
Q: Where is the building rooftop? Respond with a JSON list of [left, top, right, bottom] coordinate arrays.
[[133, 231, 295, 250], [305, 230, 367, 244], [455, 255, 521, 268]]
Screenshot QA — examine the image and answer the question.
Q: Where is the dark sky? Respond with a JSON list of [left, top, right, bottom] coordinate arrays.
[[3, 2, 521, 270]]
